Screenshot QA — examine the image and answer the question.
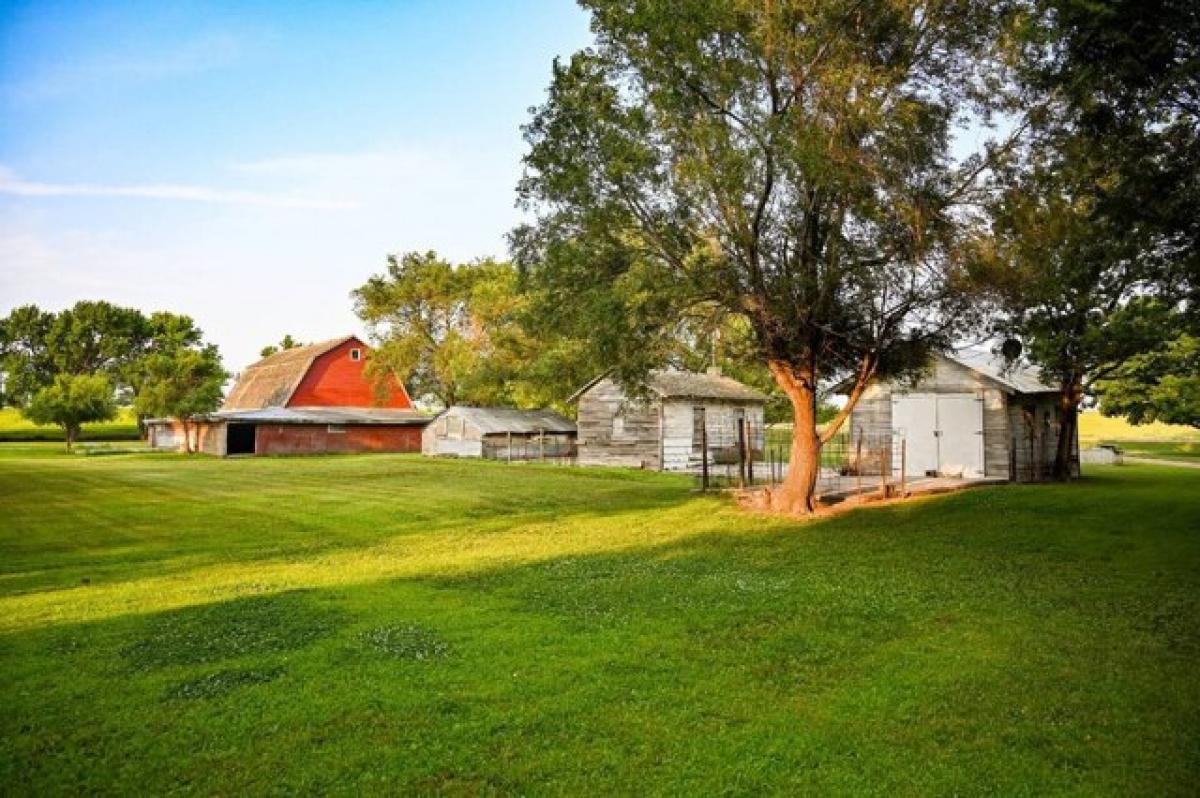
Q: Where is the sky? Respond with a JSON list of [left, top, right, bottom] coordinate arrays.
[[0, 0, 593, 371]]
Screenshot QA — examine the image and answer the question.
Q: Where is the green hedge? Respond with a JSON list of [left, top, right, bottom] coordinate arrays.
[[0, 408, 141, 442]]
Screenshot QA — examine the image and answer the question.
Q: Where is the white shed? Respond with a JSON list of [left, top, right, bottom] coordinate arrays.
[[421, 406, 577, 459], [570, 369, 768, 471]]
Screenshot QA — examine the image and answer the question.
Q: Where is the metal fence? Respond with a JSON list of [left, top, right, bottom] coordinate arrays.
[[694, 422, 908, 499], [480, 433, 577, 463]]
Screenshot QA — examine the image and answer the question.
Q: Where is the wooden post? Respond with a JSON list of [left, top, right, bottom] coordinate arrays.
[[879, 446, 888, 498], [539, 430, 545, 461], [507, 431, 512, 463], [700, 421, 709, 491], [900, 439, 907, 497], [737, 418, 747, 488], [746, 421, 755, 485], [767, 444, 774, 487], [855, 433, 863, 497]]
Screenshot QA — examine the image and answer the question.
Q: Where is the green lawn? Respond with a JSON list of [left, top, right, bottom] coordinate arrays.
[[1, 447, 1197, 795]]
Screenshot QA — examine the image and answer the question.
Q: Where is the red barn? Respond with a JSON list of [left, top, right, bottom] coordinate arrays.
[[147, 336, 429, 455]]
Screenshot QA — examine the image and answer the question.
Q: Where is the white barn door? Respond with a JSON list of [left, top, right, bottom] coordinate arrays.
[[892, 393, 984, 478], [892, 393, 938, 476]]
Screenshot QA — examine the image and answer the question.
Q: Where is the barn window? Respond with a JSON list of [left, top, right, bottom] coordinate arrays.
[[612, 413, 626, 438], [692, 406, 706, 452], [349, 348, 362, 361], [328, 424, 346, 434]]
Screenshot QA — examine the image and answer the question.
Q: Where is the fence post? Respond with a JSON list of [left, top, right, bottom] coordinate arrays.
[[539, 430, 545, 461], [700, 421, 709, 491], [737, 418, 747, 488], [507, 432, 512, 463], [747, 421, 755, 485], [855, 431, 863, 497], [900, 439, 907, 497], [767, 444, 774, 487], [879, 446, 888, 498]]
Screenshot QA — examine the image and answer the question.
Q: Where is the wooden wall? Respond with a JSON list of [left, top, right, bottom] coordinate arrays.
[[576, 379, 662, 469], [288, 338, 412, 409], [147, 420, 226, 455], [661, 400, 765, 471]]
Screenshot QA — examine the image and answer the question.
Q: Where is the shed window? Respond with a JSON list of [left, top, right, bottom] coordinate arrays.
[[612, 414, 626, 438], [349, 348, 362, 361]]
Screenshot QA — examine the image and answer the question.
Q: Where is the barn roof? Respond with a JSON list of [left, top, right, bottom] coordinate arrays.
[[437, 406, 577, 435], [207, 406, 430, 425], [222, 336, 357, 410], [569, 369, 767, 404], [946, 351, 1058, 394]]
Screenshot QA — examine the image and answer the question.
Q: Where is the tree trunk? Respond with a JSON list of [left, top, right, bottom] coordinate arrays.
[[64, 424, 80, 453], [182, 419, 193, 454], [766, 361, 821, 514], [1053, 384, 1080, 480]]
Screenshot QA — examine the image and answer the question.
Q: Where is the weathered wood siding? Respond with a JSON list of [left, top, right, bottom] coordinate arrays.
[[849, 356, 1013, 478], [1007, 395, 1079, 479], [576, 379, 662, 469], [147, 420, 226, 455], [661, 400, 765, 471], [421, 412, 484, 457]]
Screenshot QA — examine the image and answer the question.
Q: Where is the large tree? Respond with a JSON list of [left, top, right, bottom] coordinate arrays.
[[982, 0, 1199, 477], [515, 0, 1008, 512], [1095, 332, 1200, 429], [133, 347, 227, 453]]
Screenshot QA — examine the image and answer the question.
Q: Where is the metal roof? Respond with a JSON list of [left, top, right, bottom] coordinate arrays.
[[569, 369, 768, 404], [434, 406, 576, 435], [221, 336, 357, 410], [202, 406, 431, 425], [946, 350, 1058, 394]]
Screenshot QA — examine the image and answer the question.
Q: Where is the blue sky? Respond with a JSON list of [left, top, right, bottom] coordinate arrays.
[[1, 0, 592, 370]]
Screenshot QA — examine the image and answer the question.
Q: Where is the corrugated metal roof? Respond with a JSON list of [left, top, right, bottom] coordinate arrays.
[[221, 336, 356, 410], [947, 351, 1058, 394], [436, 406, 576, 434], [209, 406, 431, 425], [570, 369, 768, 404]]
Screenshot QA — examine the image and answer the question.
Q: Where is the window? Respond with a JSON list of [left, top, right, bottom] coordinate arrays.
[[692, 406, 706, 452], [350, 348, 362, 361], [612, 414, 625, 438], [327, 424, 346, 434]]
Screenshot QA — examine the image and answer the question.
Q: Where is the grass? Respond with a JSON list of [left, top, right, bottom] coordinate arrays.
[[0, 407, 140, 442], [1, 446, 1198, 795]]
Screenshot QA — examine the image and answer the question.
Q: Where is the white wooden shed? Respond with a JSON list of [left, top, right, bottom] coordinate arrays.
[[848, 351, 1078, 481], [421, 406, 576, 459], [570, 369, 767, 471]]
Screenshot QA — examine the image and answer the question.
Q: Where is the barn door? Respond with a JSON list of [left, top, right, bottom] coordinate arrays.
[[935, 394, 984, 478], [892, 394, 938, 476]]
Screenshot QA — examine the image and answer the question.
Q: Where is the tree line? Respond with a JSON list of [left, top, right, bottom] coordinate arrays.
[[0, 302, 226, 451]]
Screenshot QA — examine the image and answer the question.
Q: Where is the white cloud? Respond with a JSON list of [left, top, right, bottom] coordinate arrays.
[[0, 166, 356, 209]]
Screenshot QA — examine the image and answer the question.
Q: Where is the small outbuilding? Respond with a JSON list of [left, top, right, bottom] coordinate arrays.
[[848, 350, 1078, 481], [570, 369, 768, 471], [147, 335, 429, 455], [421, 406, 577, 460]]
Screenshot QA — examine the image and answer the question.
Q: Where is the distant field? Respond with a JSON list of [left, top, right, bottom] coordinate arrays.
[[0, 407, 140, 442], [1078, 411, 1200, 460]]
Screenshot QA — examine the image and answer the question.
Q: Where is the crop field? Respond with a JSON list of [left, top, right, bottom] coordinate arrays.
[[1, 446, 1197, 794]]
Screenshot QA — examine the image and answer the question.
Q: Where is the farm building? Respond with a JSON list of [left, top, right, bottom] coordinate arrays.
[[146, 336, 429, 455], [421, 406, 576, 460], [571, 369, 767, 471], [848, 351, 1079, 481]]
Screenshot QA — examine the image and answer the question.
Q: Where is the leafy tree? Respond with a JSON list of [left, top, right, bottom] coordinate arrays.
[[353, 252, 537, 408], [134, 347, 228, 453], [260, 334, 303, 359], [514, 0, 1008, 512], [24, 374, 116, 451], [982, 0, 1199, 477], [1096, 333, 1200, 428], [0, 305, 55, 406]]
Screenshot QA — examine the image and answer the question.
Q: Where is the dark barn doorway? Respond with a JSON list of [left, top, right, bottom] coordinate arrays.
[[227, 423, 256, 455]]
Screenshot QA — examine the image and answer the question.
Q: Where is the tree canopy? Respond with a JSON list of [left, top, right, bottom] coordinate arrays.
[[515, 0, 1010, 511]]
